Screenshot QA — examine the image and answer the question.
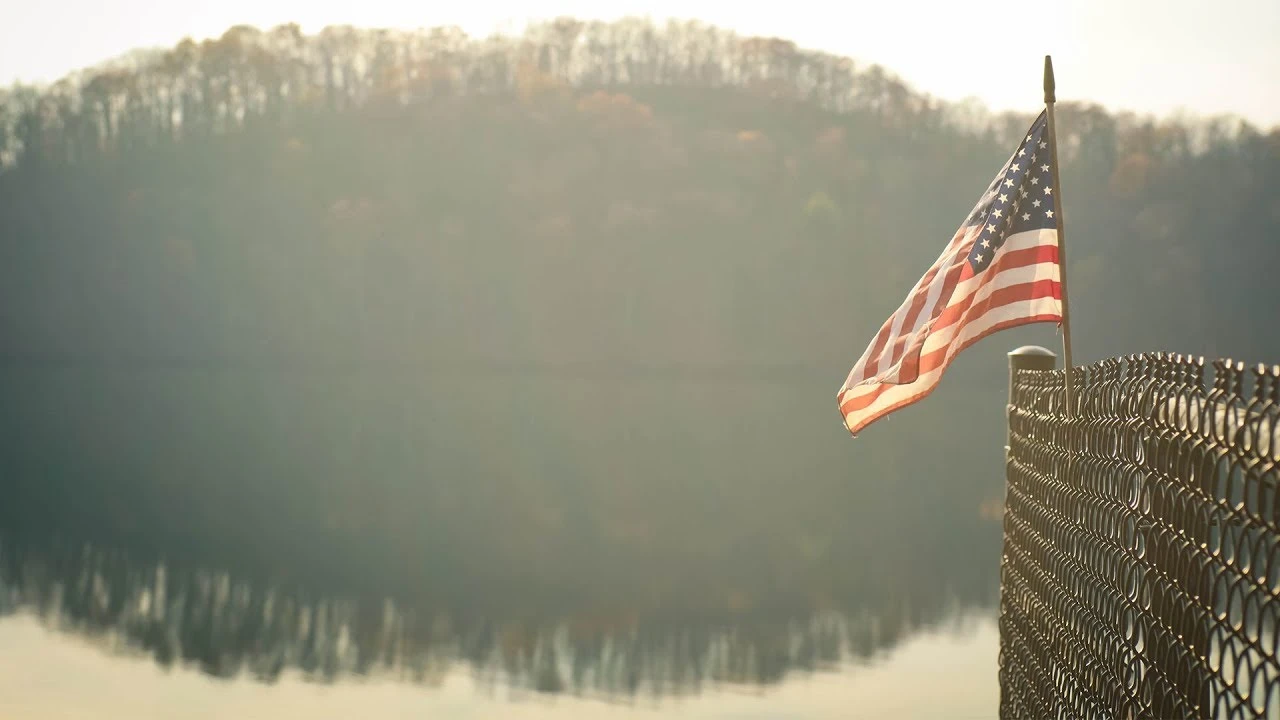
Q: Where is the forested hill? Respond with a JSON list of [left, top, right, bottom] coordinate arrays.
[[0, 20, 1277, 616], [0, 19, 1276, 371]]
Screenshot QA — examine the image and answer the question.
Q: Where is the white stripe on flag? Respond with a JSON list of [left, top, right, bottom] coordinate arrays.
[[841, 296, 1060, 428]]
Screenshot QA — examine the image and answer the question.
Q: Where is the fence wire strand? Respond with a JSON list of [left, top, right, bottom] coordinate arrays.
[[999, 353, 1280, 720]]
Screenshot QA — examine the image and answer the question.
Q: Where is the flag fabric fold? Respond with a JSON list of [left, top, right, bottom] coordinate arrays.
[[837, 111, 1063, 437]]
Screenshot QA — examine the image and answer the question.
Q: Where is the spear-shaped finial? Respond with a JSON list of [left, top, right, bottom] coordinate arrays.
[[1044, 55, 1056, 104]]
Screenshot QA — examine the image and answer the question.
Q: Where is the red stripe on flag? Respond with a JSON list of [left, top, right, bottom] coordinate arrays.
[[880, 254, 953, 370], [852, 242, 1056, 387], [885, 257, 970, 384], [857, 317, 897, 381], [929, 245, 1058, 333], [839, 279, 1060, 415], [840, 313, 1063, 435], [858, 228, 970, 381]]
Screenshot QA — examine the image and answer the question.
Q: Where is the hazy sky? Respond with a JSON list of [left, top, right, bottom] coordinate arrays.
[[2, 0, 1278, 128]]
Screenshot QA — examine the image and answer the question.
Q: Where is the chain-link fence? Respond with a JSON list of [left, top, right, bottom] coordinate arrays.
[[999, 352, 1280, 719]]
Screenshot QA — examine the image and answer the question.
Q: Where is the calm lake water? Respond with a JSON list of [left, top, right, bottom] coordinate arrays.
[[0, 367, 1009, 718]]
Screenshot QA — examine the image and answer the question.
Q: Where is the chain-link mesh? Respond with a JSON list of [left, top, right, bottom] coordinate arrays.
[[999, 353, 1280, 719]]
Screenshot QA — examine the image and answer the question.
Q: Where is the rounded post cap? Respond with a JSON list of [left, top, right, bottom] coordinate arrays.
[[1009, 345, 1057, 371], [1009, 345, 1056, 358]]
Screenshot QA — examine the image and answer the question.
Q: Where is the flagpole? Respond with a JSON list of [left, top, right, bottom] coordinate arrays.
[[1043, 55, 1075, 416]]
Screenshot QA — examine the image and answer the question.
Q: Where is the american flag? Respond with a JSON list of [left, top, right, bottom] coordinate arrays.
[[837, 111, 1062, 436]]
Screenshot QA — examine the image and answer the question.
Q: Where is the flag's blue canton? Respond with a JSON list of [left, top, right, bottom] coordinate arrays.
[[965, 110, 1056, 273]]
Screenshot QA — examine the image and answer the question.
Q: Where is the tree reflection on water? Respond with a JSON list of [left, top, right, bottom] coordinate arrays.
[[0, 520, 993, 701]]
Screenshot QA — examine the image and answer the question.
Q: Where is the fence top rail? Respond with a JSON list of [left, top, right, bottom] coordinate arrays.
[[1010, 351, 1280, 462]]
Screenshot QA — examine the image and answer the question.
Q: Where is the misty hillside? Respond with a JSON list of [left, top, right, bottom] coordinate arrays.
[[0, 19, 1276, 613]]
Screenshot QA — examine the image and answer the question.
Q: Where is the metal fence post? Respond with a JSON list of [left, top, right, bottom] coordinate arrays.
[[1000, 346, 1057, 718], [1006, 346, 1057, 456]]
